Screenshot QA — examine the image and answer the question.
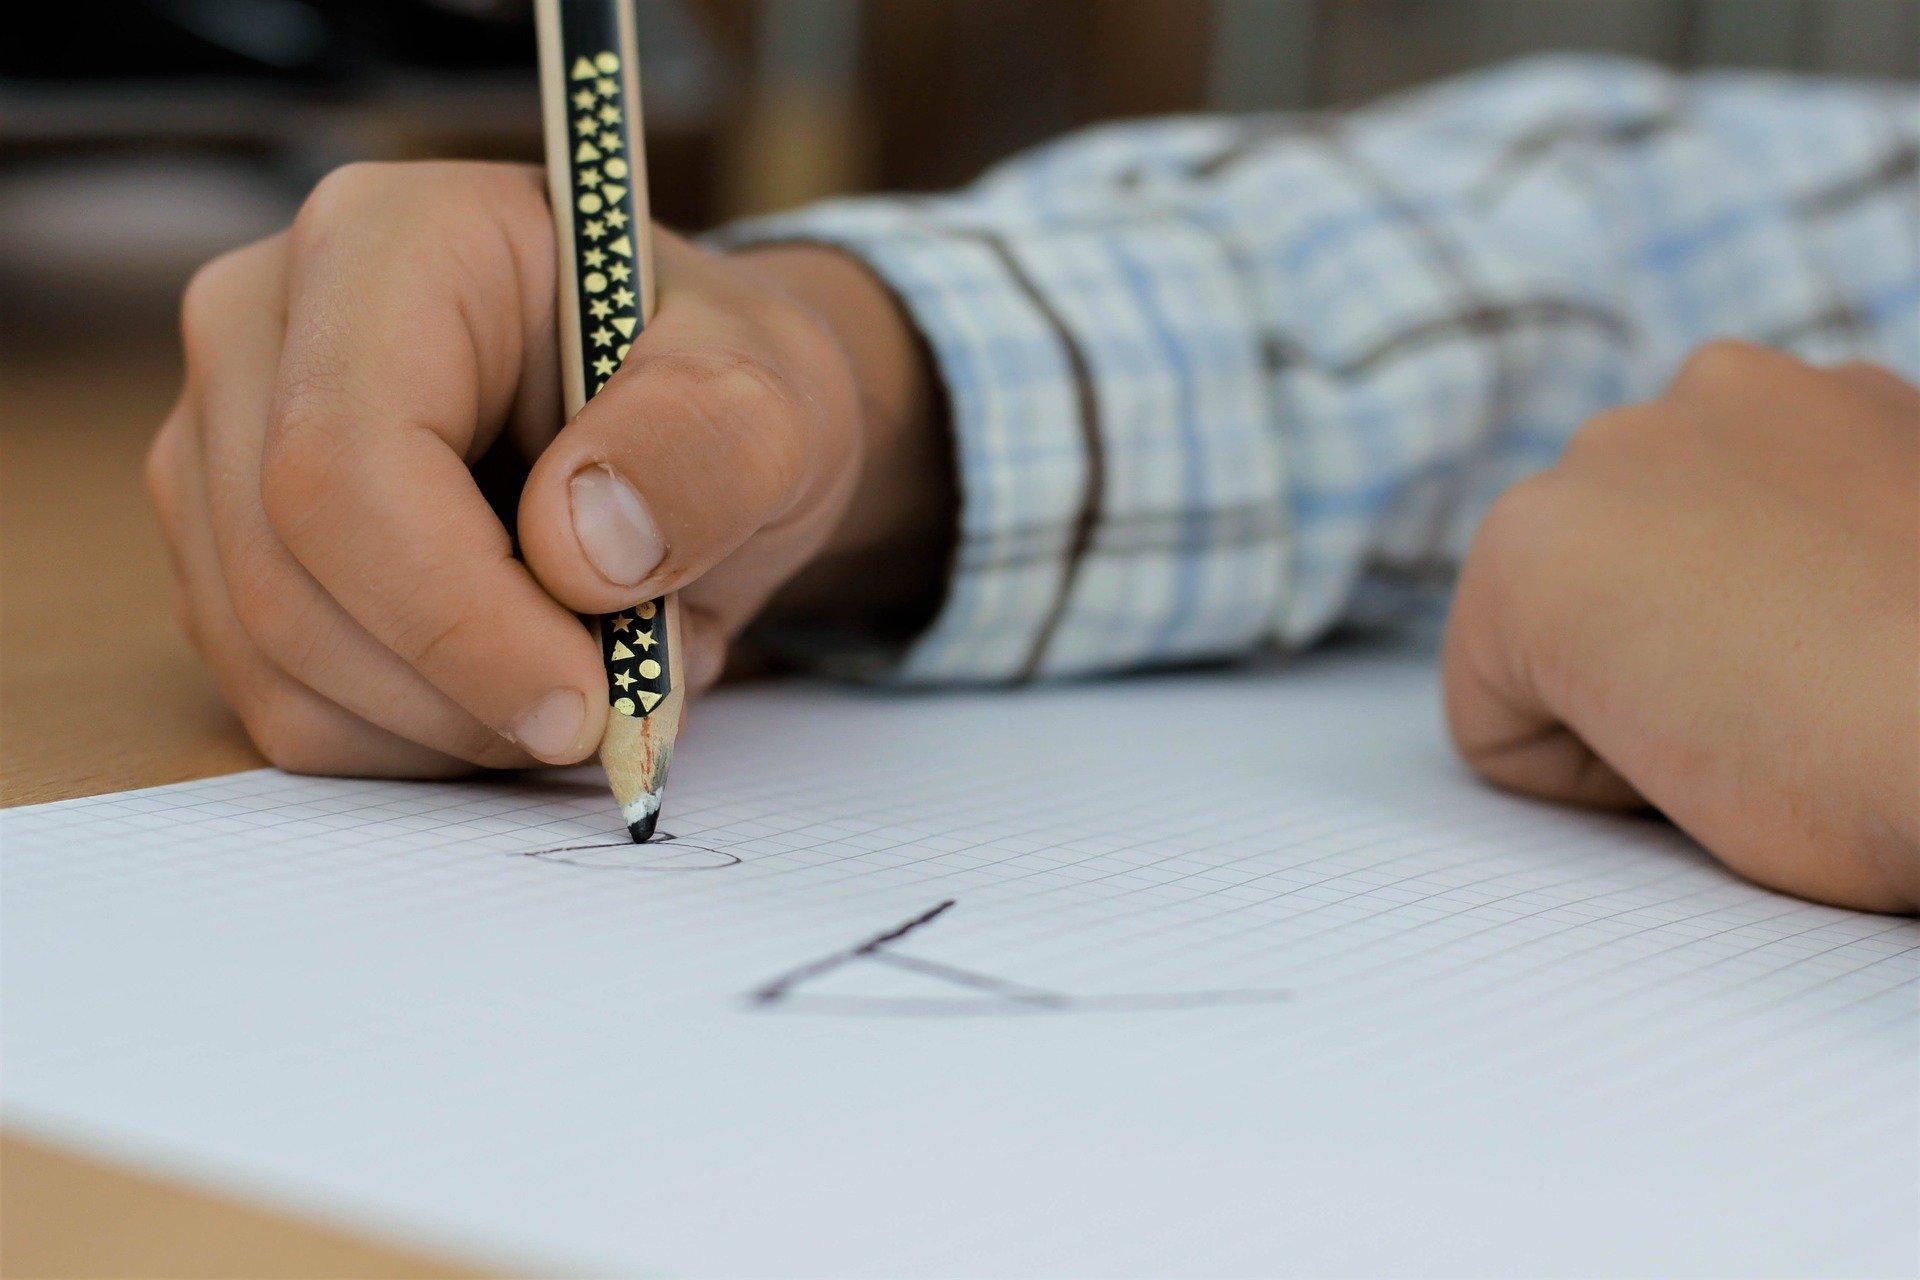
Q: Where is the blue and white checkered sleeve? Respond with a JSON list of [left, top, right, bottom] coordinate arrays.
[[718, 56, 1919, 684]]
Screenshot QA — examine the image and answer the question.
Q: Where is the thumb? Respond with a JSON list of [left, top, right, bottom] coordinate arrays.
[[518, 265, 822, 615]]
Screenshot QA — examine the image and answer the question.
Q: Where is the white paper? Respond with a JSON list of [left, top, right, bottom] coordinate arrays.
[[5, 648, 1916, 1277]]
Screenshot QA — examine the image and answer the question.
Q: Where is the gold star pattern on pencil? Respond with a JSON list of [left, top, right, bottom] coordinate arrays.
[[566, 48, 641, 400], [602, 612, 666, 716]]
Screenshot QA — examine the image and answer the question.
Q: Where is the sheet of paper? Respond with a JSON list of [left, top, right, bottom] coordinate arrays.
[[5, 647, 1916, 1277]]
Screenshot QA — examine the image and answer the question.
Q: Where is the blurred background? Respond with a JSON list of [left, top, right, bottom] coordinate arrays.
[[3, 0, 1915, 355], [1, 3, 1915, 790]]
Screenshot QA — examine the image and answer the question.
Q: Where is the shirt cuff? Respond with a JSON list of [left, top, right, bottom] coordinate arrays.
[[714, 205, 1099, 684]]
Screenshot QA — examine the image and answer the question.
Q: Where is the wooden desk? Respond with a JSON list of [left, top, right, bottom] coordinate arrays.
[[1, 356, 484, 1278]]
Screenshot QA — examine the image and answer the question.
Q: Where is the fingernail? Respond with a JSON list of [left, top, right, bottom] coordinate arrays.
[[513, 688, 586, 761], [569, 463, 663, 588]]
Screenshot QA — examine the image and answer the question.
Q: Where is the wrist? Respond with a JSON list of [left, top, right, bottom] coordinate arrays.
[[736, 243, 954, 633]]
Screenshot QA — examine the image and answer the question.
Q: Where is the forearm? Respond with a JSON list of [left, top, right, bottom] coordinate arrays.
[[717, 56, 1920, 682]]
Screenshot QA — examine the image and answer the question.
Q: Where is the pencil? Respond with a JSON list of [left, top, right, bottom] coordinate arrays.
[[533, 0, 682, 842]]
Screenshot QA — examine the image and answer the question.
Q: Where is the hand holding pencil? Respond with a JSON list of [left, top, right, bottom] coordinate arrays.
[[145, 121, 948, 804]]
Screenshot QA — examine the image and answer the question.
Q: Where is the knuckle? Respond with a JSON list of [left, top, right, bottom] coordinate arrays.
[[1455, 474, 1583, 653], [1668, 338, 1793, 399], [660, 349, 813, 496], [258, 396, 347, 549], [1558, 404, 1659, 469], [172, 597, 207, 656], [295, 162, 531, 273], [385, 603, 472, 674], [460, 727, 529, 770], [291, 162, 398, 252], [751, 294, 839, 370], [1470, 474, 1570, 573], [465, 162, 554, 243], [240, 688, 334, 775], [144, 418, 186, 525], [1832, 359, 1894, 382], [756, 306, 861, 468], [1830, 360, 1920, 409], [178, 249, 249, 366], [222, 546, 358, 689], [269, 610, 353, 689], [1474, 476, 1548, 546], [224, 550, 304, 658]]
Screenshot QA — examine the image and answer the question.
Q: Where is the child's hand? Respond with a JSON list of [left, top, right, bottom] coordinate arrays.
[[1443, 342, 1919, 912], [147, 162, 944, 777]]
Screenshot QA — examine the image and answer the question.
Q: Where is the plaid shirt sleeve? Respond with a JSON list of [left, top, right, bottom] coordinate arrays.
[[716, 55, 1920, 684]]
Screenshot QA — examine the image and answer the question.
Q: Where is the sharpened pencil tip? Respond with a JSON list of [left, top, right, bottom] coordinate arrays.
[[619, 784, 664, 842]]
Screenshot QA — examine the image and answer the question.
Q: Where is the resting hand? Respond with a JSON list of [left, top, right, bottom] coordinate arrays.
[[1444, 342, 1919, 912]]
